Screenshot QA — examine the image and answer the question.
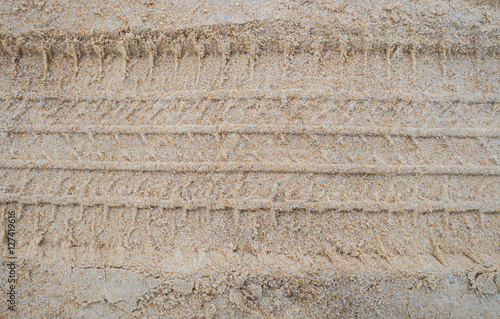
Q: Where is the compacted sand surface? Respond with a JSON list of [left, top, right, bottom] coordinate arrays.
[[0, 1, 499, 317]]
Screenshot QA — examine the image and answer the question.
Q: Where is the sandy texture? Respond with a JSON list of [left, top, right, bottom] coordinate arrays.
[[0, 0, 500, 318]]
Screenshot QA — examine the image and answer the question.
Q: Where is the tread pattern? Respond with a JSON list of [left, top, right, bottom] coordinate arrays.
[[1, 170, 499, 207], [0, 133, 499, 168], [4, 201, 499, 258], [1, 93, 498, 127], [0, 20, 499, 317], [0, 21, 498, 98]]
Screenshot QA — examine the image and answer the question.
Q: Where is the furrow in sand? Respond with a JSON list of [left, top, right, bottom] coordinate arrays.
[[1, 159, 500, 175], [2, 194, 499, 213], [0, 90, 499, 103], [3, 124, 500, 138]]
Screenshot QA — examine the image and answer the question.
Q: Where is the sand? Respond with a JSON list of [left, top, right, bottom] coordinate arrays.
[[0, 0, 499, 318]]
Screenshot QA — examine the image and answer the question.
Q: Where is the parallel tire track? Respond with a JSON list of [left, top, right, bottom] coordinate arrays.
[[1, 18, 499, 318]]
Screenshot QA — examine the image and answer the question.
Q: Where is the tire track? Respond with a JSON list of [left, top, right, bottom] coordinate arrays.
[[1, 1, 500, 316], [1, 132, 498, 167], [1, 93, 498, 128], [1, 170, 498, 205], [3, 200, 499, 263]]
